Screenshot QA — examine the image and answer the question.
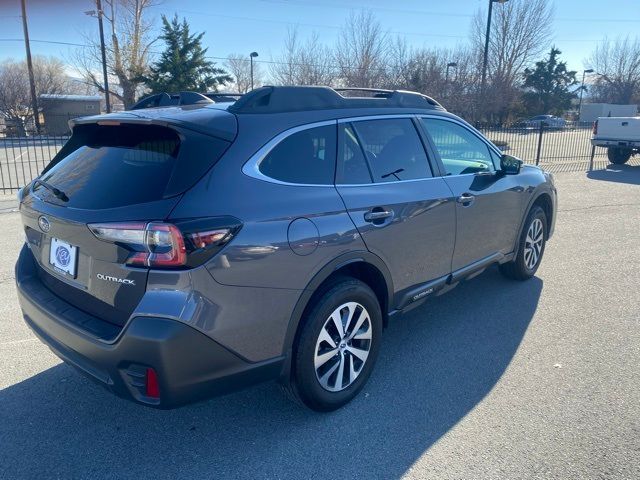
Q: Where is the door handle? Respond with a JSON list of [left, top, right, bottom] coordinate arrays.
[[456, 193, 475, 206], [364, 209, 393, 223]]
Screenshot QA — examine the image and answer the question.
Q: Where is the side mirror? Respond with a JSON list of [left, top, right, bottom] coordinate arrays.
[[501, 154, 522, 175]]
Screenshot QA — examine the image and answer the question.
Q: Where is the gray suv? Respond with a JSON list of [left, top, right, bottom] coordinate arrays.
[[15, 86, 557, 411]]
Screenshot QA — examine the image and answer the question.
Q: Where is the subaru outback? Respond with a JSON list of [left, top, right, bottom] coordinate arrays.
[[15, 86, 557, 411]]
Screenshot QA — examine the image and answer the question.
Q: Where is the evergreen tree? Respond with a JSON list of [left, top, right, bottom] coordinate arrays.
[[144, 15, 231, 94], [523, 48, 578, 115]]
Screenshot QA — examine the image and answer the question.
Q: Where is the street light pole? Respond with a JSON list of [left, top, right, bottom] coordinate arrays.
[[20, 0, 41, 134], [445, 62, 457, 101], [249, 52, 259, 91], [578, 68, 594, 121]]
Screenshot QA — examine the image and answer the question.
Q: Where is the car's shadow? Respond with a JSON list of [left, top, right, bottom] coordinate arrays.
[[587, 163, 640, 185], [0, 268, 542, 479]]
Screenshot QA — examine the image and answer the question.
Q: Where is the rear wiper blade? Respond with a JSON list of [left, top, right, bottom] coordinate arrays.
[[33, 179, 69, 202]]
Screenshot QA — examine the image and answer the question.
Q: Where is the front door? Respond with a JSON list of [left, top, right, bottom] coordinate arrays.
[[335, 117, 456, 299], [420, 117, 524, 271]]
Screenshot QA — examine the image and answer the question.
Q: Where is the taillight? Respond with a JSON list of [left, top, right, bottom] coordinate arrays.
[[88, 218, 240, 269], [592, 120, 598, 135]]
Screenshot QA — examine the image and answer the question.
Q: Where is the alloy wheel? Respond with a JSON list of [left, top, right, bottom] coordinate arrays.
[[314, 302, 372, 392], [524, 218, 544, 270]]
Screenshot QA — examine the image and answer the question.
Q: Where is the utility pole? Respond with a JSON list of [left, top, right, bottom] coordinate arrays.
[[20, 0, 41, 134], [481, 0, 509, 93], [96, 0, 111, 113]]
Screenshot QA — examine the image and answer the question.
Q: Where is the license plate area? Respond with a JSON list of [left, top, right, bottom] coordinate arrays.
[[49, 238, 78, 278]]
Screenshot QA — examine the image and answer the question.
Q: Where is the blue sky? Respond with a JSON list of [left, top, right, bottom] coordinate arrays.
[[0, 0, 638, 74]]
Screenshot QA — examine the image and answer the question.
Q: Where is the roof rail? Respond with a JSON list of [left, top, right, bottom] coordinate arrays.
[[227, 86, 444, 114], [204, 92, 243, 103], [129, 91, 213, 110]]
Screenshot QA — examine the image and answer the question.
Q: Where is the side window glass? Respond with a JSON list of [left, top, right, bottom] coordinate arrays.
[[351, 119, 431, 183], [337, 124, 372, 184], [421, 118, 495, 176], [259, 125, 336, 184]]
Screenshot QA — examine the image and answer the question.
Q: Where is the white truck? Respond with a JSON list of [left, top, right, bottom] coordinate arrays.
[[591, 116, 640, 164]]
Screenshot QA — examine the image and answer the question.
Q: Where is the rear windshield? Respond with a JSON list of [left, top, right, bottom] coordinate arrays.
[[34, 123, 229, 209]]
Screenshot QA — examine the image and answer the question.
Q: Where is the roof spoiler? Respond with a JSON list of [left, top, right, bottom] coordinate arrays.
[[130, 91, 214, 110]]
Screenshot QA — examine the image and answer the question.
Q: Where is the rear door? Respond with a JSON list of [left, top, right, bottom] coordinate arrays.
[[420, 117, 524, 271], [20, 122, 232, 326], [335, 116, 456, 303]]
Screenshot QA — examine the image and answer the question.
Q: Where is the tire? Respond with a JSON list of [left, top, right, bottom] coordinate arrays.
[[607, 147, 632, 165], [500, 206, 547, 281], [286, 278, 383, 412]]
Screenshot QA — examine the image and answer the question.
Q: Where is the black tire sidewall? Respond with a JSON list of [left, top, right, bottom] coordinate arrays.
[[293, 280, 382, 411]]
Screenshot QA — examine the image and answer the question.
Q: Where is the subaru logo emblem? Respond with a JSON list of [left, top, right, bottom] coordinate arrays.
[[38, 216, 50, 233]]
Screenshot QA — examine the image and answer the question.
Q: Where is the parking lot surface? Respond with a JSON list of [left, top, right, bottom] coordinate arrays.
[[0, 166, 639, 479]]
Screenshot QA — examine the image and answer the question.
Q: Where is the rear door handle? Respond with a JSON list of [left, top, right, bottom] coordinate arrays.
[[364, 209, 393, 223], [456, 193, 475, 206]]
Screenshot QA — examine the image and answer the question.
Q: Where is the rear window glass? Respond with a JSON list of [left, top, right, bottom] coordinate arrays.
[[34, 124, 228, 209], [259, 125, 336, 184]]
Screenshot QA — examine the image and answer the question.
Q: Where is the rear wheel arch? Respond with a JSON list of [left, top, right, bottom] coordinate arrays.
[[279, 252, 393, 379]]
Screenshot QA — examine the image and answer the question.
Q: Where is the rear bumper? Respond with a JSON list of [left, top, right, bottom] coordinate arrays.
[[15, 245, 283, 408], [591, 139, 640, 148]]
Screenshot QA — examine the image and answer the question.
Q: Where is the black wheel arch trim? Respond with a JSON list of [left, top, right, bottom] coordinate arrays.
[[513, 187, 555, 253], [278, 250, 394, 380]]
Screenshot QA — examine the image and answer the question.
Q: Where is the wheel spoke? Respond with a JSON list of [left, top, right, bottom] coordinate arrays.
[[318, 358, 340, 389], [314, 348, 339, 369], [318, 326, 337, 349], [334, 354, 345, 390], [329, 310, 345, 339], [348, 353, 357, 382], [342, 303, 357, 337], [353, 327, 372, 341], [346, 309, 369, 340], [347, 345, 369, 363]]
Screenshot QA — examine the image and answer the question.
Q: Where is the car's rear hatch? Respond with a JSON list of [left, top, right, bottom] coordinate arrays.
[[20, 107, 237, 327]]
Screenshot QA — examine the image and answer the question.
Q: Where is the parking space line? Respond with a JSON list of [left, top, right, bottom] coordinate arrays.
[[0, 338, 37, 346]]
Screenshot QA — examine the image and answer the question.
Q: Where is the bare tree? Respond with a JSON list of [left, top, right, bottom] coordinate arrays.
[[226, 54, 262, 93], [73, 0, 158, 108], [334, 10, 389, 87], [470, 0, 553, 121], [0, 56, 74, 132], [587, 36, 640, 104], [269, 28, 334, 86]]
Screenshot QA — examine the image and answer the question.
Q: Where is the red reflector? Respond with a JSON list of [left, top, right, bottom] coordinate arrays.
[[145, 368, 160, 399]]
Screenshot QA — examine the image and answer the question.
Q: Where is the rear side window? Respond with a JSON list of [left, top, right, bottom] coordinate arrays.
[[36, 124, 230, 209], [259, 125, 336, 185], [351, 119, 431, 182]]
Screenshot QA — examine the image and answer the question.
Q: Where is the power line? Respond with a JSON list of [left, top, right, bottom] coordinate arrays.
[[258, 0, 474, 18], [174, 10, 467, 39]]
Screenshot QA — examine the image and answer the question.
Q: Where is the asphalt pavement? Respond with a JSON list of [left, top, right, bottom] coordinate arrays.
[[0, 165, 639, 479]]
